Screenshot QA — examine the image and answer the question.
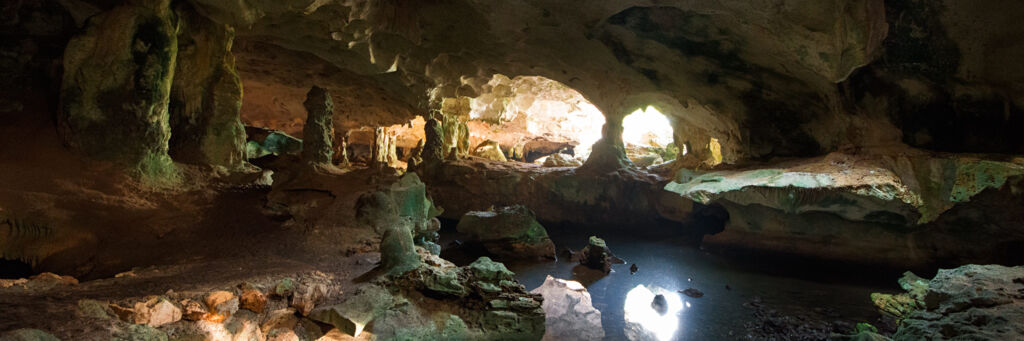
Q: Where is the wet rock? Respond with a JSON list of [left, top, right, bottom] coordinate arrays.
[[542, 153, 582, 167], [472, 140, 507, 162], [0, 329, 61, 341], [680, 288, 704, 298], [240, 288, 266, 313], [301, 85, 334, 166], [630, 264, 638, 275], [893, 264, 1024, 340], [204, 290, 239, 322], [456, 205, 556, 260], [530, 275, 604, 341], [579, 236, 615, 273], [651, 294, 668, 315]]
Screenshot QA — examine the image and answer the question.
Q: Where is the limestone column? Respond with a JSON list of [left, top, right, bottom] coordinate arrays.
[[59, 0, 178, 181], [370, 127, 398, 169], [579, 114, 631, 172], [168, 3, 246, 169], [301, 86, 334, 166]]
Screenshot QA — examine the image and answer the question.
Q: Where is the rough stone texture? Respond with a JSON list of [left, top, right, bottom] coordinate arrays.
[[530, 275, 604, 341], [456, 205, 556, 260], [472, 140, 508, 162], [579, 236, 615, 273], [542, 153, 582, 167], [369, 126, 398, 169], [167, 3, 246, 169], [301, 86, 334, 166], [58, 0, 178, 181], [888, 265, 1024, 340], [0, 329, 61, 341]]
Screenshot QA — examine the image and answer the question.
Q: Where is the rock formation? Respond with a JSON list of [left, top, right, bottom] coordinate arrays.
[[530, 275, 604, 341], [456, 205, 556, 260], [579, 236, 616, 273], [301, 86, 334, 167]]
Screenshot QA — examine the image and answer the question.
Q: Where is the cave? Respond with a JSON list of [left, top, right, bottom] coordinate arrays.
[[2, 1, 1023, 340]]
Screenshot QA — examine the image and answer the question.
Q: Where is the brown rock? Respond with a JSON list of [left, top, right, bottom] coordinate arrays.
[[110, 304, 135, 322], [290, 284, 327, 316], [240, 289, 267, 313], [29, 272, 78, 286], [180, 299, 206, 321], [204, 290, 239, 322], [261, 308, 299, 334]]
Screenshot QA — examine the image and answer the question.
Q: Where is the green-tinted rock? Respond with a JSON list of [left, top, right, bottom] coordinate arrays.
[[59, 0, 179, 182], [456, 205, 555, 260], [113, 324, 168, 341], [467, 257, 515, 282], [422, 268, 468, 297], [379, 224, 420, 275], [168, 3, 246, 169], [273, 278, 295, 297], [579, 236, 614, 273], [76, 299, 113, 319]]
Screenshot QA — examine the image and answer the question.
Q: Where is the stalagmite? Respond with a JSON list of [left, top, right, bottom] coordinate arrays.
[[301, 86, 334, 167]]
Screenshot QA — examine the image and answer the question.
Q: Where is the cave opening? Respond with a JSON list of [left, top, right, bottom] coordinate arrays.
[[622, 106, 678, 167], [0, 258, 33, 279], [462, 74, 605, 166]]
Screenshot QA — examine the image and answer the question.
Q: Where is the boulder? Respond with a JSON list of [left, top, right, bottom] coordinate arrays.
[[456, 205, 556, 260], [579, 236, 614, 273], [887, 264, 1024, 340], [530, 275, 604, 341], [204, 290, 239, 322], [240, 288, 267, 313], [542, 153, 582, 167], [472, 140, 507, 162]]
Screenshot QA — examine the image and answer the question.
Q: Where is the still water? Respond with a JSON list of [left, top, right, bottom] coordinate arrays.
[[441, 222, 900, 340]]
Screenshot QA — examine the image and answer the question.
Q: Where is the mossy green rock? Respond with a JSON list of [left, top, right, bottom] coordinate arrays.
[[59, 0, 179, 182], [456, 205, 555, 260], [467, 257, 515, 282]]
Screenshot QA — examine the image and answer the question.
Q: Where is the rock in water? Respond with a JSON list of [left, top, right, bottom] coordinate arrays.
[[530, 275, 604, 341], [651, 294, 668, 315], [680, 288, 704, 298], [579, 236, 615, 273], [892, 264, 1024, 340], [472, 140, 508, 162], [301, 85, 334, 166], [630, 264, 638, 275], [456, 205, 556, 260]]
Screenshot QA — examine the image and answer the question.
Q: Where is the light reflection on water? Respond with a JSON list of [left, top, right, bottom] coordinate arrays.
[[623, 285, 684, 341]]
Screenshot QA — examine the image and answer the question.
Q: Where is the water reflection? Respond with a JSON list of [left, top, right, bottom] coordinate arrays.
[[623, 285, 684, 341]]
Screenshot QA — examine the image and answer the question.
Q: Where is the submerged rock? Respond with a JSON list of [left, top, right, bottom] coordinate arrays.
[[579, 236, 615, 273], [530, 275, 604, 341], [680, 288, 704, 298], [456, 205, 556, 260]]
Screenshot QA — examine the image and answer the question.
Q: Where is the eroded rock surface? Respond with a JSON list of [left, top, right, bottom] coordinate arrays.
[[530, 275, 604, 341], [456, 205, 556, 260]]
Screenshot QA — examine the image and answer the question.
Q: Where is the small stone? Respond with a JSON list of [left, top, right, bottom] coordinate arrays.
[[180, 299, 206, 321], [240, 289, 267, 313], [204, 290, 239, 322], [146, 299, 182, 327], [680, 288, 704, 298], [630, 264, 638, 275], [261, 308, 299, 334], [274, 278, 295, 297], [291, 283, 327, 316], [651, 294, 668, 315]]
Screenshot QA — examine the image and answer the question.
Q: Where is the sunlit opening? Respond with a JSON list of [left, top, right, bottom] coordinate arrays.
[[623, 106, 674, 147], [623, 284, 683, 341]]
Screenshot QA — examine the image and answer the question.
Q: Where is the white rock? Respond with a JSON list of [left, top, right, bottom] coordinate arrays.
[[530, 275, 604, 341]]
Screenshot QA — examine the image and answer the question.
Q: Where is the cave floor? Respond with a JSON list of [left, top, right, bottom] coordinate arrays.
[[442, 225, 901, 340]]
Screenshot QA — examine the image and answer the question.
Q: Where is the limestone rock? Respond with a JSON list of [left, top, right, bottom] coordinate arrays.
[[542, 153, 581, 167], [76, 299, 114, 319], [472, 140, 507, 162], [890, 265, 1024, 340], [530, 275, 604, 341], [456, 205, 556, 260], [58, 0, 178, 180], [240, 288, 266, 313], [579, 236, 615, 273], [273, 278, 295, 297], [378, 224, 421, 276], [113, 324, 168, 341], [290, 283, 327, 316], [301, 85, 334, 166], [167, 3, 246, 168], [204, 290, 239, 322], [179, 299, 206, 321]]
